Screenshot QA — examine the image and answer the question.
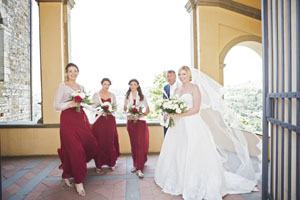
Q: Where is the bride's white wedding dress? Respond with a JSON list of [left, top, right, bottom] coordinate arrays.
[[155, 93, 227, 199], [155, 70, 261, 200]]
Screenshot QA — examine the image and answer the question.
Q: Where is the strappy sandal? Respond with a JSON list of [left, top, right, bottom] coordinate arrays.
[[136, 170, 144, 178], [95, 167, 103, 174], [75, 183, 86, 196], [131, 167, 137, 173], [62, 178, 73, 187]]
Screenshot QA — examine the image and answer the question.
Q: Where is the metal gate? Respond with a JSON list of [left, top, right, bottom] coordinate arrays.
[[261, 0, 300, 199]]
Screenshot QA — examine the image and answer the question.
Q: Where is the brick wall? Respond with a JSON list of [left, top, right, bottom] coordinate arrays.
[[0, 0, 31, 121]]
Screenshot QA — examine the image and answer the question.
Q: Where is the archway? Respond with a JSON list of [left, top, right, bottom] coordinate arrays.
[[221, 38, 262, 134], [219, 35, 261, 85], [70, 0, 191, 122]]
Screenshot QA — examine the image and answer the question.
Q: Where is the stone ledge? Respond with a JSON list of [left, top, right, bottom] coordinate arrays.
[[0, 121, 161, 128], [35, 0, 75, 8]]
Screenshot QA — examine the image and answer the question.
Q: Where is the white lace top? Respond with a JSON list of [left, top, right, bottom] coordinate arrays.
[[124, 92, 148, 121], [54, 82, 84, 112]]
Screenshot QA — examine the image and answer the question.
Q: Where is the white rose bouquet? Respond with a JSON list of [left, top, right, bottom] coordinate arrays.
[[95, 101, 116, 119], [127, 105, 143, 123], [157, 97, 188, 127], [68, 90, 93, 112]]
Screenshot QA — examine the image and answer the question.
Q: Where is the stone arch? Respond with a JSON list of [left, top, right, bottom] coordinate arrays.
[[220, 35, 262, 65], [219, 35, 262, 84]]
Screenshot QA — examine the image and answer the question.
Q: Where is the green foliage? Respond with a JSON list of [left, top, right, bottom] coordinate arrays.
[[224, 81, 262, 134], [147, 71, 167, 119]]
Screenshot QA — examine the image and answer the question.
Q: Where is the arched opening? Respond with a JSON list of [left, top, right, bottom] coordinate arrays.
[[70, 0, 191, 123], [222, 40, 262, 134]]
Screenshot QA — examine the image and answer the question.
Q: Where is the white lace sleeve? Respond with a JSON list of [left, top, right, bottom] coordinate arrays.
[[142, 96, 148, 108], [124, 98, 129, 107], [112, 93, 117, 111], [54, 83, 70, 112], [91, 92, 100, 108]]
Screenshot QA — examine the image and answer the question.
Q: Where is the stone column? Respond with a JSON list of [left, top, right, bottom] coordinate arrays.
[[219, 63, 226, 85], [185, 0, 199, 70], [63, 0, 74, 66], [36, 0, 75, 124]]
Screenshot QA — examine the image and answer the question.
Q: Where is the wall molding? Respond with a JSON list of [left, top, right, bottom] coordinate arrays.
[[219, 34, 262, 66], [35, 0, 75, 8], [185, 0, 261, 20]]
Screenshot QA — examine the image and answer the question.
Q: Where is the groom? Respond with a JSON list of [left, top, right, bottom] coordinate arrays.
[[163, 70, 180, 137]]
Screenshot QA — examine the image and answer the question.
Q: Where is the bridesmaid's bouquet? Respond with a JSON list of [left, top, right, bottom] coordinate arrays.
[[68, 90, 93, 112], [157, 97, 187, 127], [96, 102, 116, 119], [127, 105, 143, 123]]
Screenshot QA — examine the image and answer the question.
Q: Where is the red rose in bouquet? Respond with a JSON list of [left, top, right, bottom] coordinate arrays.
[[67, 90, 93, 112], [74, 96, 82, 103], [127, 105, 143, 123], [95, 102, 116, 119]]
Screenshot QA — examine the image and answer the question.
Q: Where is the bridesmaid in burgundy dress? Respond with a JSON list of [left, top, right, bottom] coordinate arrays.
[[92, 78, 120, 173], [124, 79, 150, 178], [54, 63, 98, 196]]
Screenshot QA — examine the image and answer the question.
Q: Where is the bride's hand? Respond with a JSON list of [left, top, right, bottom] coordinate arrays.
[[163, 113, 168, 121], [168, 114, 179, 118]]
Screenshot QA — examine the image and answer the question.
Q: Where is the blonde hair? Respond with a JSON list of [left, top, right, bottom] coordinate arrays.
[[178, 66, 192, 81]]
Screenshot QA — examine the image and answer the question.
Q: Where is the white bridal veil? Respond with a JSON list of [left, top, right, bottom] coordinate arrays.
[[191, 69, 261, 193]]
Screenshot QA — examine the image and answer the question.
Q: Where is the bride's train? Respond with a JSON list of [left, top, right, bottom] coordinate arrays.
[[154, 69, 261, 200]]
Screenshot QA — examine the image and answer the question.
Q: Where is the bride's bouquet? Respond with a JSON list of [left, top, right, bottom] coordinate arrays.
[[68, 90, 93, 112], [158, 97, 188, 128], [127, 105, 143, 123], [95, 102, 116, 119]]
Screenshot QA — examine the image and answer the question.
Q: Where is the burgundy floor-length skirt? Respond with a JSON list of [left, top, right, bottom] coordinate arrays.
[[92, 114, 120, 168], [58, 107, 98, 184], [127, 120, 149, 170]]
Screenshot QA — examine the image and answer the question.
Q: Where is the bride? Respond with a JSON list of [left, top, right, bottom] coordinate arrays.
[[154, 66, 261, 200]]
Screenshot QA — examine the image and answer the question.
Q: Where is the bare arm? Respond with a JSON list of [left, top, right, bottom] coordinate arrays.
[[137, 106, 150, 119]]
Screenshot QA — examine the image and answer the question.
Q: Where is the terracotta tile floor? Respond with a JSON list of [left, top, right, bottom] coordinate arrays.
[[1, 155, 260, 200]]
